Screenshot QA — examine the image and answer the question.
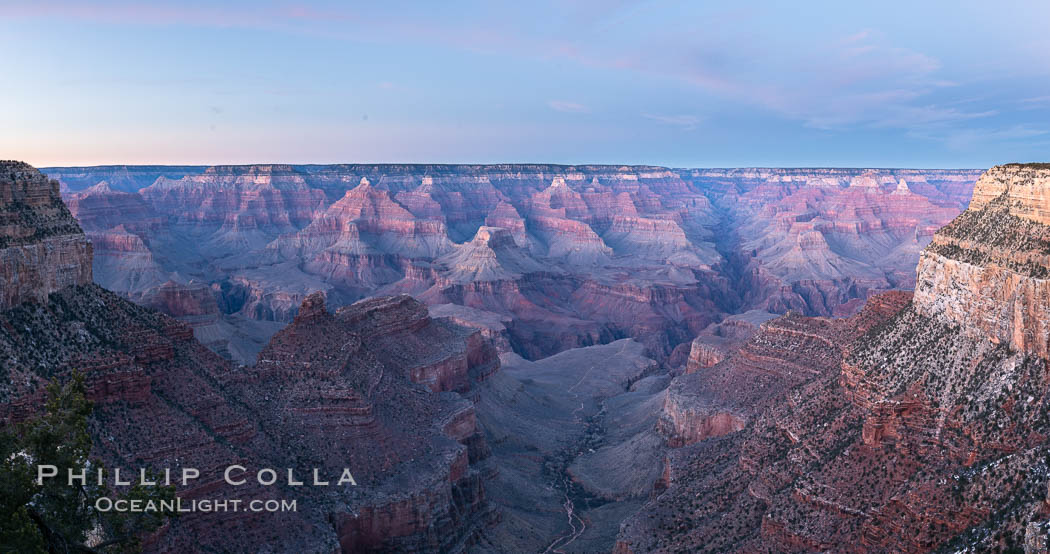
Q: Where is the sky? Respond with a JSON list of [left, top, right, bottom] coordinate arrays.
[[2, 0, 1049, 168]]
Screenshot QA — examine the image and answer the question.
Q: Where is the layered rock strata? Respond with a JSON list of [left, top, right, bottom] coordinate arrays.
[[0, 162, 499, 552], [915, 163, 1050, 358], [0, 161, 92, 310], [49, 164, 980, 363], [616, 164, 1050, 553]]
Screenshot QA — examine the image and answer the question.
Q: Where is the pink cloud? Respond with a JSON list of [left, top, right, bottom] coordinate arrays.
[[547, 100, 590, 113]]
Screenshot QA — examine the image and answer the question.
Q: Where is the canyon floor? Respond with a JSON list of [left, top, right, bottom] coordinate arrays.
[[474, 341, 663, 553]]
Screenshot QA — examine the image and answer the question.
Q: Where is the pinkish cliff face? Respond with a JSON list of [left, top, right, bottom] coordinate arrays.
[[915, 164, 1050, 358], [687, 167, 979, 315], [966, 163, 1050, 223], [50, 164, 981, 366]]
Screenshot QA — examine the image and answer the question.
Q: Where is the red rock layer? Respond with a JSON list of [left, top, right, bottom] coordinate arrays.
[[0, 161, 93, 310]]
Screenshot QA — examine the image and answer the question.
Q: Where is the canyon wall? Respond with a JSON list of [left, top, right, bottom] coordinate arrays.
[[616, 164, 1050, 552], [686, 167, 980, 315], [915, 163, 1050, 358], [48, 164, 980, 365], [0, 161, 92, 310]]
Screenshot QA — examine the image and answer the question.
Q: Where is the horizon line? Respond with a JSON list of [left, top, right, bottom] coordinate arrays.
[[31, 161, 991, 171]]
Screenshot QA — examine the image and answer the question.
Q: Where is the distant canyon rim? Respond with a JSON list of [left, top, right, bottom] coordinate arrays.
[[50, 164, 981, 366]]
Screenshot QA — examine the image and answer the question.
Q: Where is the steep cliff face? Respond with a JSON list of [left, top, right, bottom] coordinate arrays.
[[64, 183, 171, 301], [659, 294, 907, 450], [967, 163, 1050, 222], [0, 162, 499, 552], [682, 309, 777, 372], [915, 163, 1050, 358], [65, 181, 163, 232], [140, 164, 327, 254], [141, 165, 325, 227], [0, 161, 93, 310], [617, 164, 1050, 553]]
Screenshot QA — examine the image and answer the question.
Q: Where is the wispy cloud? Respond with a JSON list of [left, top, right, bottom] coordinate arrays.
[[937, 125, 1049, 151], [518, 25, 973, 136], [1019, 95, 1050, 109], [548, 100, 590, 113], [7, 0, 1050, 166], [842, 29, 872, 43], [5, 2, 271, 27], [642, 113, 702, 130], [0, 4, 968, 138]]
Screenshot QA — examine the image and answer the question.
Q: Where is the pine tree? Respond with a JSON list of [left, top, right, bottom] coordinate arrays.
[[0, 373, 176, 553]]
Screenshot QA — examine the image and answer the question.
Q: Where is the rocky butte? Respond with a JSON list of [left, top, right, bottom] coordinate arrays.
[[615, 164, 1050, 552], [0, 162, 500, 552]]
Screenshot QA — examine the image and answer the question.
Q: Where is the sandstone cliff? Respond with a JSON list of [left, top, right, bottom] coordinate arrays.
[[915, 163, 1050, 358]]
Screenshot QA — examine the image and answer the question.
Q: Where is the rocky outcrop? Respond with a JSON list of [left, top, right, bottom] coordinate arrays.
[[654, 298, 898, 451], [0, 161, 92, 310], [683, 309, 777, 372], [242, 292, 499, 551], [436, 226, 546, 283], [968, 163, 1050, 223], [915, 163, 1050, 358], [685, 339, 730, 370], [658, 388, 745, 447], [428, 303, 514, 352], [143, 280, 220, 317], [331, 293, 500, 392], [2, 284, 499, 552]]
